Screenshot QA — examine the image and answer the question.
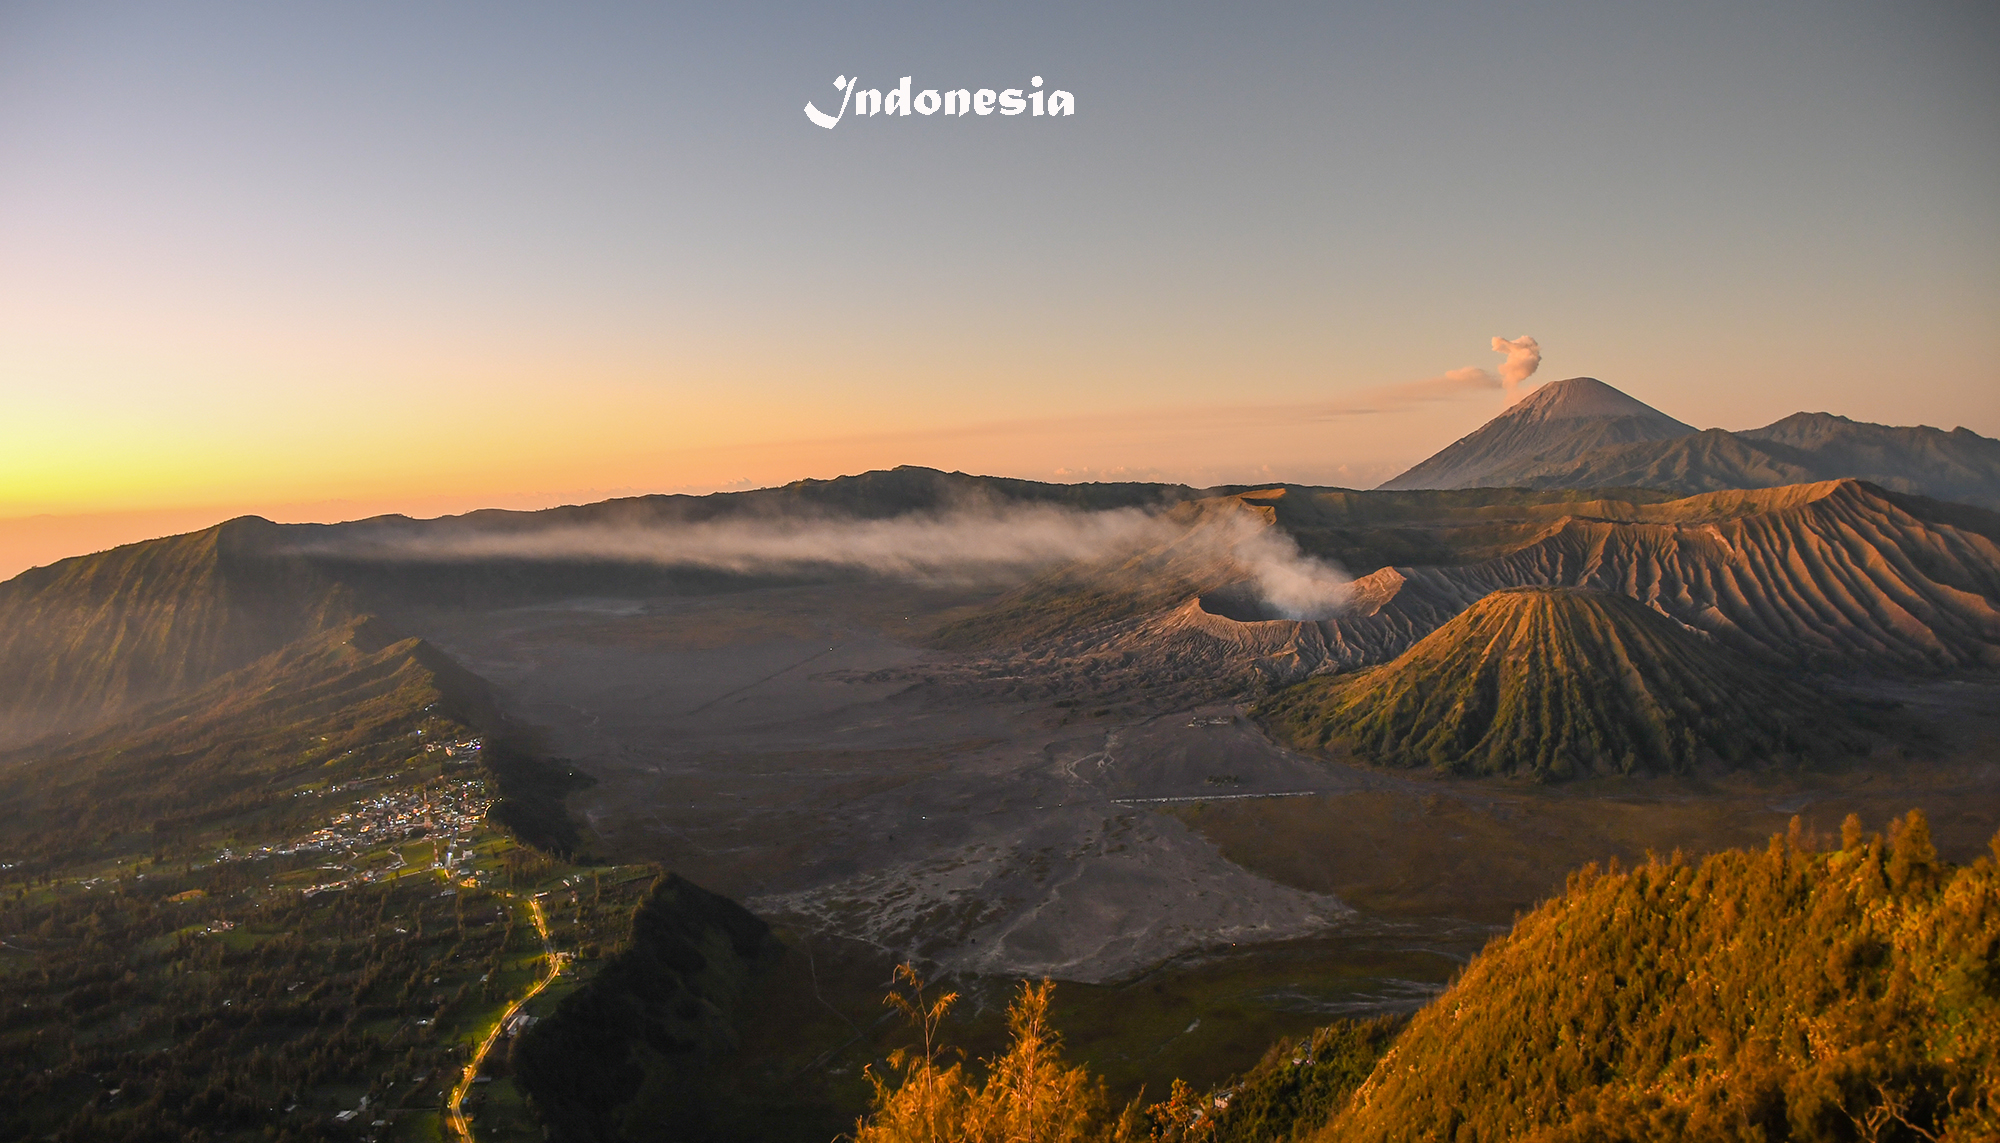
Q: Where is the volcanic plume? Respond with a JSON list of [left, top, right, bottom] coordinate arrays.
[[1492, 335, 1543, 403]]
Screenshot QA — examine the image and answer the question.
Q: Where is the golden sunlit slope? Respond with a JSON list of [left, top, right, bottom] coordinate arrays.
[[1319, 816, 2000, 1142], [1257, 587, 1859, 780]]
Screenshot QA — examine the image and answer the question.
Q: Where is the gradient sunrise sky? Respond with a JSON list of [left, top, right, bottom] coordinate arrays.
[[2, 2, 1996, 575]]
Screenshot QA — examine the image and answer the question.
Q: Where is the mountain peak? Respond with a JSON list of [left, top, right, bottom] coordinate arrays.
[[1502, 377, 1694, 428], [1379, 378, 1696, 491], [1759, 411, 1855, 429]]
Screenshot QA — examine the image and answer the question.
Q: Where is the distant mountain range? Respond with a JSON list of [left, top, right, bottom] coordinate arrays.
[[8, 470, 2000, 752], [6, 380, 2000, 755], [1379, 377, 2000, 509]]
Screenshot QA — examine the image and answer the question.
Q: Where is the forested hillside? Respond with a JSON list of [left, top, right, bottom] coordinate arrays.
[[512, 874, 786, 1143], [1322, 812, 2000, 1141]]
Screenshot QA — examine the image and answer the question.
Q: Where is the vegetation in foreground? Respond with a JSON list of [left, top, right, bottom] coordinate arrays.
[[1321, 811, 2000, 1142], [844, 812, 1998, 1143], [838, 969, 1407, 1142], [850, 969, 1146, 1143]]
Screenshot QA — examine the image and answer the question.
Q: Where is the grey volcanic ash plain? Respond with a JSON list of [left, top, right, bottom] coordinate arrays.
[[413, 580, 1370, 986]]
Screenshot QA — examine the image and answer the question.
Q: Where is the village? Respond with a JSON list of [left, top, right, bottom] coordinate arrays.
[[192, 741, 498, 898], [47, 743, 498, 904]]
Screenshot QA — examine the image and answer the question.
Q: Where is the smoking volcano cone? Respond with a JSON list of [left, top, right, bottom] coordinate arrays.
[[1380, 376, 1697, 491]]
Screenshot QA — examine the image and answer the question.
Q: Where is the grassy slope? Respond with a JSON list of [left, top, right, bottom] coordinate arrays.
[[1257, 587, 1864, 781], [1321, 815, 2000, 1143]]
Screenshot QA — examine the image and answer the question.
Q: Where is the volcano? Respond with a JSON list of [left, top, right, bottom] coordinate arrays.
[[1377, 378, 2000, 508], [1379, 377, 1698, 491], [1256, 586, 1863, 780]]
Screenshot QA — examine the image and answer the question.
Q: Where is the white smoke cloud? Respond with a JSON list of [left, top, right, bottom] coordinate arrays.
[[1222, 520, 1353, 619], [331, 504, 1161, 581], [1491, 335, 1542, 404], [306, 499, 1355, 620]]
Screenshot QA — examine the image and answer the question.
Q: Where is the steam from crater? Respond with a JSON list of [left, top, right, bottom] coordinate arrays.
[[1492, 335, 1543, 404], [1389, 336, 1544, 410], [1209, 514, 1353, 620]]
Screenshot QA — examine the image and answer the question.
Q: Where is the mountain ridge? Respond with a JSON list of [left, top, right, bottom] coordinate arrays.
[[1007, 479, 2000, 701], [0, 468, 1210, 747], [1380, 379, 2000, 508], [1255, 586, 1862, 781], [8, 472, 2000, 755], [1379, 378, 1698, 491], [0, 516, 357, 747]]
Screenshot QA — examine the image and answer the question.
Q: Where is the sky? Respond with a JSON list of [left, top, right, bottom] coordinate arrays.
[[2, 1, 1996, 576]]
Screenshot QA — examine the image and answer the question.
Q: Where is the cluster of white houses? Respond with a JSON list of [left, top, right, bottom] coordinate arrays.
[[203, 775, 494, 901]]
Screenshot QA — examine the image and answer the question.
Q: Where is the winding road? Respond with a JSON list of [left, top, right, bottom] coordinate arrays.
[[445, 894, 563, 1143]]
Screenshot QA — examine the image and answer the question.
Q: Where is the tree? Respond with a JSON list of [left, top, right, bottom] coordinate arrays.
[[852, 966, 1141, 1143]]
